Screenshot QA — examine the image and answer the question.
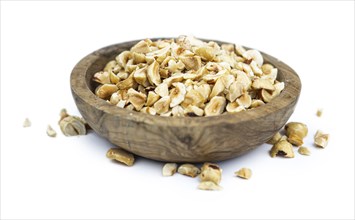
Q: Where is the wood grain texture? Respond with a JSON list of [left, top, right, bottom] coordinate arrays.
[[70, 38, 301, 162]]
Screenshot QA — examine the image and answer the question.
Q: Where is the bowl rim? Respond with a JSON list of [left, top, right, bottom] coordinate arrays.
[[71, 38, 301, 127]]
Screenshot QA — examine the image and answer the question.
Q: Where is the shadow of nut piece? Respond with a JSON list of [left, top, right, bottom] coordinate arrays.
[[198, 181, 222, 191], [285, 122, 308, 146], [298, 146, 311, 156], [177, 164, 200, 177], [106, 148, 135, 166]]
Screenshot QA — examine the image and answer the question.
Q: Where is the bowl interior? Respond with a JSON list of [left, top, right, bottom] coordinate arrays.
[[71, 38, 301, 162], [81, 39, 294, 124]]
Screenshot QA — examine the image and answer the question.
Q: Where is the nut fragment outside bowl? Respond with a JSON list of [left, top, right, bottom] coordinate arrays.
[[70, 38, 301, 162]]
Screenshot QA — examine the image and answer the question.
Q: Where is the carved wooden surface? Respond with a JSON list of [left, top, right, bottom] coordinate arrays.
[[70, 39, 301, 162]]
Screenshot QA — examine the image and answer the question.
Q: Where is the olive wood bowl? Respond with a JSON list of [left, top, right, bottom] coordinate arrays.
[[70, 38, 301, 162]]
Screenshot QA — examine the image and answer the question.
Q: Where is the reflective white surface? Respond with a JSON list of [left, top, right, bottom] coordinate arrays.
[[1, 1, 354, 219]]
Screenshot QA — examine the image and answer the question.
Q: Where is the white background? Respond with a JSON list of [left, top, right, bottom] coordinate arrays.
[[1, 1, 354, 219]]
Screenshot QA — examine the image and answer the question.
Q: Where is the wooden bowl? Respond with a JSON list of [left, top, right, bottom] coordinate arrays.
[[70, 38, 301, 162]]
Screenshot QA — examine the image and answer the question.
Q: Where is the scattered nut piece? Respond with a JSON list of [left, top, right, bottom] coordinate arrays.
[[236, 93, 252, 108], [194, 46, 215, 61], [252, 78, 275, 90], [170, 83, 187, 107], [127, 88, 147, 111], [106, 148, 135, 166], [133, 66, 149, 86], [266, 132, 282, 145], [198, 181, 222, 191], [146, 91, 160, 107], [172, 105, 185, 117], [140, 107, 156, 115], [116, 100, 127, 108], [199, 163, 222, 185], [23, 118, 31, 127], [181, 89, 205, 108], [270, 140, 294, 158], [226, 82, 243, 102], [95, 84, 118, 99], [242, 49, 263, 67], [180, 55, 201, 71], [298, 146, 311, 156], [235, 168, 252, 179], [285, 122, 308, 146], [46, 125, 57, 137], [155, 83, 169, 97], [93, 71, 110, 84], [160, 110, 172, 117], [209, 77, 226, 99], [250, 99, 265, 108], [59, 109, 87, 136], [316, 108, 323, 117], [204, 96, 226, 116], [177, 164, 200, 177], [314, 130, 329, 148], [184, 105, 204, 116], [261, 63, 274, 74], [154, 96, 171, 114], [130, 40, 151, 54], [162, 163, 178, 176], [147, 61, 161, 86], [109, 92, 120, 105]]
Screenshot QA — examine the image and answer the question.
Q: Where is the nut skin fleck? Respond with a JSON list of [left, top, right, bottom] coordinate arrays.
[[106, 148, 135, 166]]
